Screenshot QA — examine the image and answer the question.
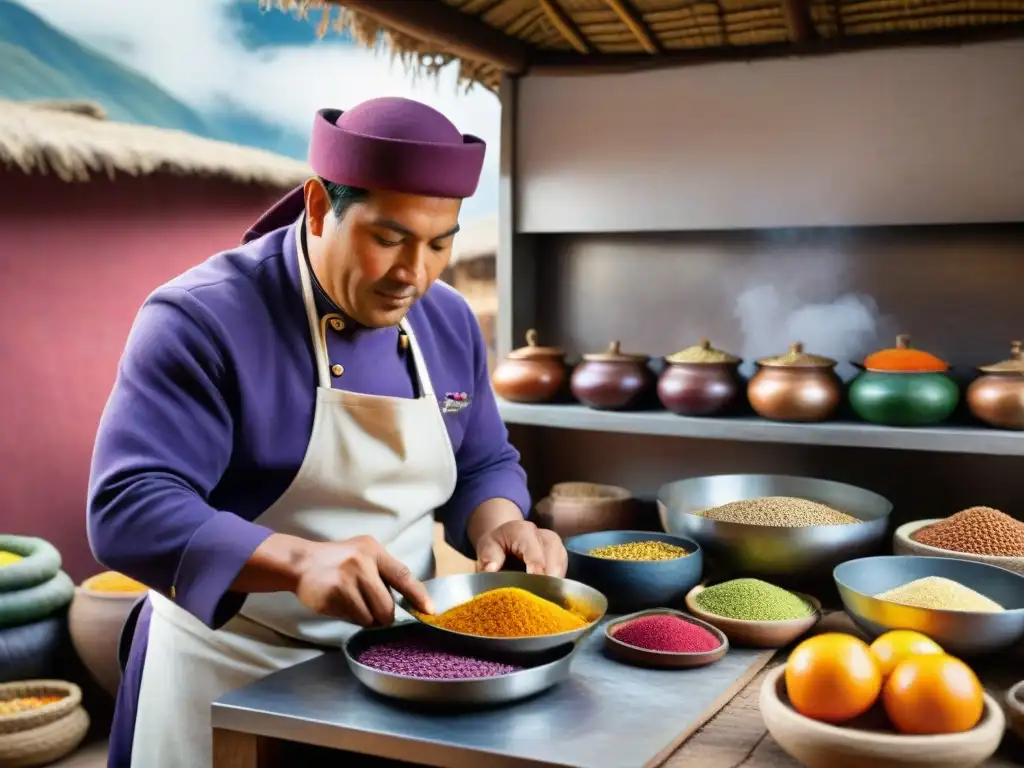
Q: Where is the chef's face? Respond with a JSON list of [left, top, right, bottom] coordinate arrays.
[[304, 179, 462, 328]]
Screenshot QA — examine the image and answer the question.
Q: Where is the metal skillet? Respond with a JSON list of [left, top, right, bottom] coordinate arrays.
[[398, 571, 608, 654]]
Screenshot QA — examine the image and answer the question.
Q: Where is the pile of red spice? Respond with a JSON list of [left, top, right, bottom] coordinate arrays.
[[612, 614, 721, 653], [912, 506, 1024, 557]]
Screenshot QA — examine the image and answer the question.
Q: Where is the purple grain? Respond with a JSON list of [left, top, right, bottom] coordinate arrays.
[[356, 640, 522, 680]]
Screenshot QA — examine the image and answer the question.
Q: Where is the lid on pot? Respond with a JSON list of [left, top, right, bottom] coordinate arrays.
[[506, 329, 565, 360], [757, 342, 836, 368], [863, 334, 948, 373], [978, 341, 1024, 373], [665, 338, 740, 365], [582, 340, 648, 362]]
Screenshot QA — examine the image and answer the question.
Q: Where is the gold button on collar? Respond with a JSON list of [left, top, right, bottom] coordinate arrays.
[[329, 318, 345, 332], [331, 364, 344, 377]]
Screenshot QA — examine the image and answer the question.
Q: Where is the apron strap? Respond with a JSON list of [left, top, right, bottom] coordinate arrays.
[[294, 217, 437, 400]]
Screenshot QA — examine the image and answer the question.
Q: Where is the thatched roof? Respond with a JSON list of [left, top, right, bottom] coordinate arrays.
[[0, 99, 312, 187], [271, 0, 1024, 90]]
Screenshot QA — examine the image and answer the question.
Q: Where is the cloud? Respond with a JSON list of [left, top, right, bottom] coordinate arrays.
[[18, 0, 501, 176]]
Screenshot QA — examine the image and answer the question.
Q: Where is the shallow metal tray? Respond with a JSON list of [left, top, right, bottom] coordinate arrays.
[[343, 622, 576, 706]]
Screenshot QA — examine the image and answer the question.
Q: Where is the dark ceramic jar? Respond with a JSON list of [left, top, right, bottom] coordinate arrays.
[[967, 341, 1024, 430], [491, 329, 567, 404], [849, 334, 959, 427], [657, 338, 743, 417], [570, 341, 655, 410], [747, 342, 842, 422]]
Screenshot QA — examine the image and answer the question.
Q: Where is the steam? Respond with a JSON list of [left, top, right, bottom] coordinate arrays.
[[733, 259, 886, 379]]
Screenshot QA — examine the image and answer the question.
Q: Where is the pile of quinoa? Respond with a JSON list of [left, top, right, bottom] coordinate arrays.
[[694, 496, 859, 527], [876, 576, 1004, 613], [912, 506, 1024, 557], [695, 578, 816, 621]]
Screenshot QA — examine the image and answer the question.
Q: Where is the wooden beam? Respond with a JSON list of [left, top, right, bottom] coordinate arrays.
[[605, 0, 662, 54], [780, 0, 815, 42], [539, 0, 591, 54], [331, 0, 530, 73], [528, 22, 1024, 75]]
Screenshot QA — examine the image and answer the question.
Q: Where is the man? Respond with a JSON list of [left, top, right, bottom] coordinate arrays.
[[88, 97, 566, 768]]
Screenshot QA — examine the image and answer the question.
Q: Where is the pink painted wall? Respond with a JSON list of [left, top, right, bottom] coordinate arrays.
[[0, 171, 292, 582]]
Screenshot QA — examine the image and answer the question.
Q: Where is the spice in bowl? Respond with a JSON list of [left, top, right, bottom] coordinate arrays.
[[612, 614, 720, 653], [696, 579, 815, 621], [0, 695, 63, 715], [83, 571, 148, 593], [417, 587, 589, 638], [875, 576, 1004, 612], [0, 551, 23, 567], [912, 506, 1024, 558], [695, 497, 859, 527], [588, 541, 689, 561], [355, 640, 521, 680]]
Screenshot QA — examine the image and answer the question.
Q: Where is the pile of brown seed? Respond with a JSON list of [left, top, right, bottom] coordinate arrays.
[[912, 506, 1024, 557], [694, 496, 860, 527]]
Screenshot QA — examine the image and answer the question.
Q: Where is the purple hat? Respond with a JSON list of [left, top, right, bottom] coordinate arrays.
[[243, 97, 486, 243]]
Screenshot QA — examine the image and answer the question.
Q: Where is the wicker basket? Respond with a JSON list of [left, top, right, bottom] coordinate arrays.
[[0, 682, 89, 768], [0, 680, 82, 735]]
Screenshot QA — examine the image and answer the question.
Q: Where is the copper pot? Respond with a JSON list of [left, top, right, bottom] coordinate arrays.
[[657, 338, 742, 416], [491, 329, 567, 403], [967, 341, 1024, 430], [570, 340, 655, 410], [748, 342, 842, 422]]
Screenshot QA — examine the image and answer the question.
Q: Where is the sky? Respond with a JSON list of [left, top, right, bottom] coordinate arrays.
[[18, 0, 501, 212]]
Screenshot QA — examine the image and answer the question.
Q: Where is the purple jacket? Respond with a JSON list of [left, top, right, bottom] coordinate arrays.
[[87, 220, 529, 630]]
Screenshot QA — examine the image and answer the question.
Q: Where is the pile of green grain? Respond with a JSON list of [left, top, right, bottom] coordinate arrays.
[[875, 576, 1004, 613], [695, 578, 815, 621], [694, 496, 859, 527]]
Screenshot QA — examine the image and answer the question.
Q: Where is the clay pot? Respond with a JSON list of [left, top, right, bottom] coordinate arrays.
[[570, 340, 655, 410], [658, 338, 742, 417], [491, 329, 567, 404], [967, 341, 1024, 430], [68, 574, 146, 696], [533, 483, 638, 538], [849, 334, 959, 427], [748, 342, 842, 422]]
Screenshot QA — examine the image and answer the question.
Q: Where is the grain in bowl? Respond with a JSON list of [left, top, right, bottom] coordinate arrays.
[[694, 496, 859, 527]]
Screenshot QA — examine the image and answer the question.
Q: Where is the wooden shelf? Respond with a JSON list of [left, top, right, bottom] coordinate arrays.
[[497, 401, 1024, 457]]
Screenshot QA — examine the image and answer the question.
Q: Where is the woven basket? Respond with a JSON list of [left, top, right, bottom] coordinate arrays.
[[0, 680, 82, 735], [0, 705, 89, 767]]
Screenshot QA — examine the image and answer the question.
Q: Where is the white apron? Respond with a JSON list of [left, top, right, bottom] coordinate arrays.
[[130, 222, 458, 768]]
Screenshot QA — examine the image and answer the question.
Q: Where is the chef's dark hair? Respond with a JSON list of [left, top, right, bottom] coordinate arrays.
[[320, 178, 370, 219]]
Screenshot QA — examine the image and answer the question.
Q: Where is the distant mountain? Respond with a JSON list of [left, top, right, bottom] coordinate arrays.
[[0, 0, 309, 158], [0, 0, 497, 216]]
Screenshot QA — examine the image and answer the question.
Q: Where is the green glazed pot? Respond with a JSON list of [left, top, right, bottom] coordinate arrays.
[[849, 371, 960, 426]]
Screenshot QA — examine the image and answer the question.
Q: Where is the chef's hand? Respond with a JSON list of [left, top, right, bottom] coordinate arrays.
[[476, 520, 568, 577], [293, 536, 435, 627]]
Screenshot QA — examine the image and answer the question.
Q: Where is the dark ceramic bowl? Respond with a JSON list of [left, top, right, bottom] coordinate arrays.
[[834, 555, 1024, 656], [564, 531, 703, 613]]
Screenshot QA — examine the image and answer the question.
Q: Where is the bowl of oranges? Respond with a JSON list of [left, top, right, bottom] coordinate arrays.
[[760, 630, 1005, 768]]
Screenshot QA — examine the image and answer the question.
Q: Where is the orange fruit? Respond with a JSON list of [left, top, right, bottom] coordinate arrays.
[[785, 633, 882, 724], [882, 654, 984, 735], [869, 630, 944, 679]]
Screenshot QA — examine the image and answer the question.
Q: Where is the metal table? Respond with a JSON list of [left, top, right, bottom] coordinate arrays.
[[211, 618, 773, 768]]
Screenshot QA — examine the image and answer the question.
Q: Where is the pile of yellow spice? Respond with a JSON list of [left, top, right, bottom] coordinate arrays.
[[417, 587, 590, 638]]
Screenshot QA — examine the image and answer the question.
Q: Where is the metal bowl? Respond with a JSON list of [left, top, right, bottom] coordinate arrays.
[[565, 531, 703, 612], [658, 474, 893, 576], [833, 555, 1024, 656], [343, 622, 576, 705], [398, 571, 608, 654]]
